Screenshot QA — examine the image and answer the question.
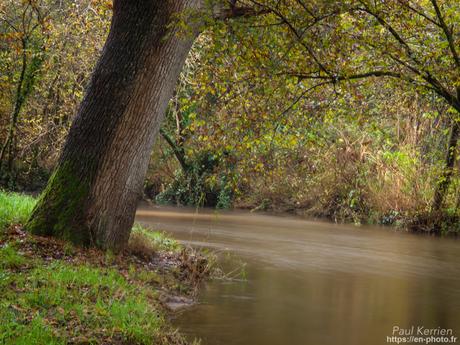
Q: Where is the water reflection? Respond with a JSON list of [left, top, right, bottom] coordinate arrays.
[[135, 204, 460, 345]]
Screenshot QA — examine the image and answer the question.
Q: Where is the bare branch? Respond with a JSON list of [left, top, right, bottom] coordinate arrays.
[[283, 70, 403, 81], [397, 0, 441, 27], [214, 1, 270, 20]]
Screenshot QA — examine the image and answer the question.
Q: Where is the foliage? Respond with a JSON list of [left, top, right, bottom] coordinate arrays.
[[146, 0, 460, 230], [0, 0, 111, 189], [1, 0, 460, 231], [155, 150, 234, 208]]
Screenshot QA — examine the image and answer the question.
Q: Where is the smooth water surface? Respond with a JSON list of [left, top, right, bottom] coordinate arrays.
[[135, 204, 460, 345]]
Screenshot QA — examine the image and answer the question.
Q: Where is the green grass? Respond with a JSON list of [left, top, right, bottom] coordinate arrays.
[[131, 223, 181, 252], [0, 259, 164, 344], [0, 243, 27, 269], [0, 192, 199, 344], [0, 191, 36, 231]]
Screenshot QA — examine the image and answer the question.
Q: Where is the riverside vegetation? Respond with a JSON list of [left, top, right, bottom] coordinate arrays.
[[1, 1, 460, 235], [0, 191, 212, 344], [0, 1, 459, 343]]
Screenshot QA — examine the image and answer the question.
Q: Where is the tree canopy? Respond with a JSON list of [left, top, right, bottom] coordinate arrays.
[[1, 0, 459, 248]]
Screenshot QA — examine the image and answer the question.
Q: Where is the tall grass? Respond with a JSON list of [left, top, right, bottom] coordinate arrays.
[[236, 120, 443, 226], [0, 191, 36, 230]]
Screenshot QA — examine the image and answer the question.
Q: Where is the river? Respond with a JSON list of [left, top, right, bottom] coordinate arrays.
[[135, 204, 460, 345]]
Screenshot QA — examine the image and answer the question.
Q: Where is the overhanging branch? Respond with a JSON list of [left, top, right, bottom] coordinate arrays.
[[213, 0, 269, 20]]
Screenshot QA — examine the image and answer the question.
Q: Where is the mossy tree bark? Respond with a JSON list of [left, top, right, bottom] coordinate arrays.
[[26, 0, 201, 250]]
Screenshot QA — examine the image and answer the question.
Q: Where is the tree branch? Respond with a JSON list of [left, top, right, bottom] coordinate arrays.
[[214, 0, 269, 20], [284, 70, 403, 81], [430, 0, 460, 69], [159, 128, 189, 173], [396, 0, 441, 28]]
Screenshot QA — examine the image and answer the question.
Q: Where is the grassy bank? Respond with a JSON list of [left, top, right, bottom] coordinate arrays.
[[0, 191, 209, 345]]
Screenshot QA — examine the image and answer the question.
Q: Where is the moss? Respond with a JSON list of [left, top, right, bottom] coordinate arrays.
[[25, 161, 91, 246]]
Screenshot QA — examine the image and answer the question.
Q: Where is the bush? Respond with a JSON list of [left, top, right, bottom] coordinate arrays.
[[156, 151, 234, 208]]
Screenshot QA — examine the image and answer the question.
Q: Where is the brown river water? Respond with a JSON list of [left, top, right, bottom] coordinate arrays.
[[135, 204, 460, 345]]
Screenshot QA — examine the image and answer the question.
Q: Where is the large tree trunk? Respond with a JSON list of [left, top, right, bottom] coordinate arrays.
[[26, 0, 200, 251]]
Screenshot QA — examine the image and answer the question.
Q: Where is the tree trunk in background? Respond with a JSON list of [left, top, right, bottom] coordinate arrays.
[[0, 38, 37, 183], [159, 127, 189, 173], [432, 119, 460, 212], [26, 0, 200, 250]]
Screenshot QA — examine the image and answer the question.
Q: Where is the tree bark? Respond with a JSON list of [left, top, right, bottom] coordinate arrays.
[[159, 127, 189, 173], [0, 39, 28, 177], [432, 119, 460, 212], [26, 0, 201, 250]]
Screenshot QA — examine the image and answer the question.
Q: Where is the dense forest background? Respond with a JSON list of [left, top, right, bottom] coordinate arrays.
[[1, 0, 459, 232]]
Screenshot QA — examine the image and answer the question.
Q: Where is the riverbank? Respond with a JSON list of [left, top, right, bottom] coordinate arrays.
[[0, 191, 211, 345], [146, 177, 460, 235], [234, 199, 460, 235]]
